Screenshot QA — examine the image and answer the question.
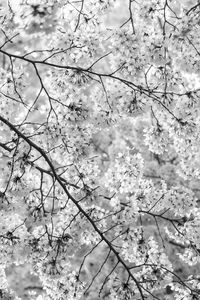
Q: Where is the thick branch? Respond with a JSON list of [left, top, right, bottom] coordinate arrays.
[[0, 114, 145, 300]]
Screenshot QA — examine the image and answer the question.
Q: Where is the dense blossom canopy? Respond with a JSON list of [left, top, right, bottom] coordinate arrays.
[[1, 0, 200, 299]]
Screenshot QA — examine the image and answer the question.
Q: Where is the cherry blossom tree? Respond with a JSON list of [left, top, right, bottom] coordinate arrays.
[[1, 0, 200, 299]]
